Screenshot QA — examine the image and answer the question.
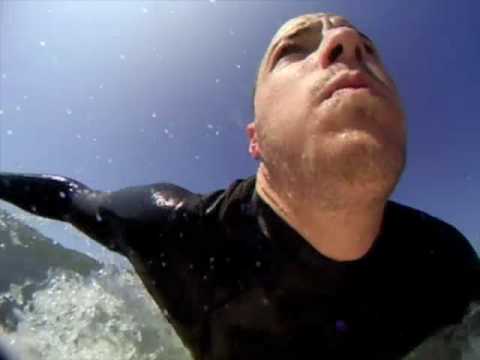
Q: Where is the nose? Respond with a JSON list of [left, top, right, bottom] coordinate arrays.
[[319, 26, 369, 69]]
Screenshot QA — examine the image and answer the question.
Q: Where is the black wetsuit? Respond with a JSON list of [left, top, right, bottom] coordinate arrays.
[[0, 172, 479, 359]]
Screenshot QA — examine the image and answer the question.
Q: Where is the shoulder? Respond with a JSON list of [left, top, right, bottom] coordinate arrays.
[[196, 175, 256, 222], [102, 176, 256, 227], [386, 200, 478, 264], [98, 182, 204, 227]]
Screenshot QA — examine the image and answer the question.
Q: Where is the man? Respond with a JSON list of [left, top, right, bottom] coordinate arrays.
[[0, 12, 478, 360]]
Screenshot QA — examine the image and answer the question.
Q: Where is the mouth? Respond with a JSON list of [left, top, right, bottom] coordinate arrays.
[[322, 71, 381, 101]]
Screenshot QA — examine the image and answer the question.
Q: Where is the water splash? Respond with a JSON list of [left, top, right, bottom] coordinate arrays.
[[404, 302, 480, 360], [0, 267, 192, 360]]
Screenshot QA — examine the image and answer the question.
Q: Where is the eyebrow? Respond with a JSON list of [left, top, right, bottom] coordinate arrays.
[[270, 25, 373, 62], [272, 26, 373, 53]]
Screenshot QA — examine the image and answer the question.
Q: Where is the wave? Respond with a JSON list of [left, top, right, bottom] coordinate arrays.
[[0, 208, 191, 360]]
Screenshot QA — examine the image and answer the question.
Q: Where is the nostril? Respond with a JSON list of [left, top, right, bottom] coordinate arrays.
[[355, 46, 363, 62], [328, 44, 343, 63]]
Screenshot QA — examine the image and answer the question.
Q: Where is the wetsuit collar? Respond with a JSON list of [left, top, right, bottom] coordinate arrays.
[[250, 180, 386, 269]]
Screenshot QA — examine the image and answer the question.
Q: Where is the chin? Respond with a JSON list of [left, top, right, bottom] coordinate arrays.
[[322, 95, 403, 141], [313, 128, 406, 190]]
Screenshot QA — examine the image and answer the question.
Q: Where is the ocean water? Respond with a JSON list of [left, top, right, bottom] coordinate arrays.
[[0, 207, 192, 360], [1, 268, 192, 360]]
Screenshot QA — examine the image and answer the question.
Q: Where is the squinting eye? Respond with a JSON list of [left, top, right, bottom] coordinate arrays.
[[275, 44, 306, 65], [279, 45, 300, 57]]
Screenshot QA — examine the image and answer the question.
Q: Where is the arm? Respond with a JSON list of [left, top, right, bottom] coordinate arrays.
[[0, 172, 78, 220], [0, 172, 119, 250], [0, 172, 213, 339], [0, 172, 200, 254]]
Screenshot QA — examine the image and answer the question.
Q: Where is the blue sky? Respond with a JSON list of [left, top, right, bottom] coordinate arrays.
[[0, 1, 479, 257]]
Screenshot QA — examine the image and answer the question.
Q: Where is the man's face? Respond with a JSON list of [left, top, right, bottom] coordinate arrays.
[[248, 13, 407, 191]]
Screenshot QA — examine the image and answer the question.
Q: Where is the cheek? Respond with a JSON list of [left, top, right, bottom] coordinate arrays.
[[256, 93, 310, 162], [259, 77, 310, 133], [366, 60, 398, 94]]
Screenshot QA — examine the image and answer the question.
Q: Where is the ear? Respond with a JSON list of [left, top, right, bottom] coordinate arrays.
[[245, 121, 262, 161]]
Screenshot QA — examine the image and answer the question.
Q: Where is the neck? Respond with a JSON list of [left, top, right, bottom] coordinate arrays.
[[255, 163, 388, 262]]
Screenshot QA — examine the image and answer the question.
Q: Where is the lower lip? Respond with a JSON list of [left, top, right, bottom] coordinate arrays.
[[331, 87, 371, 97]]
